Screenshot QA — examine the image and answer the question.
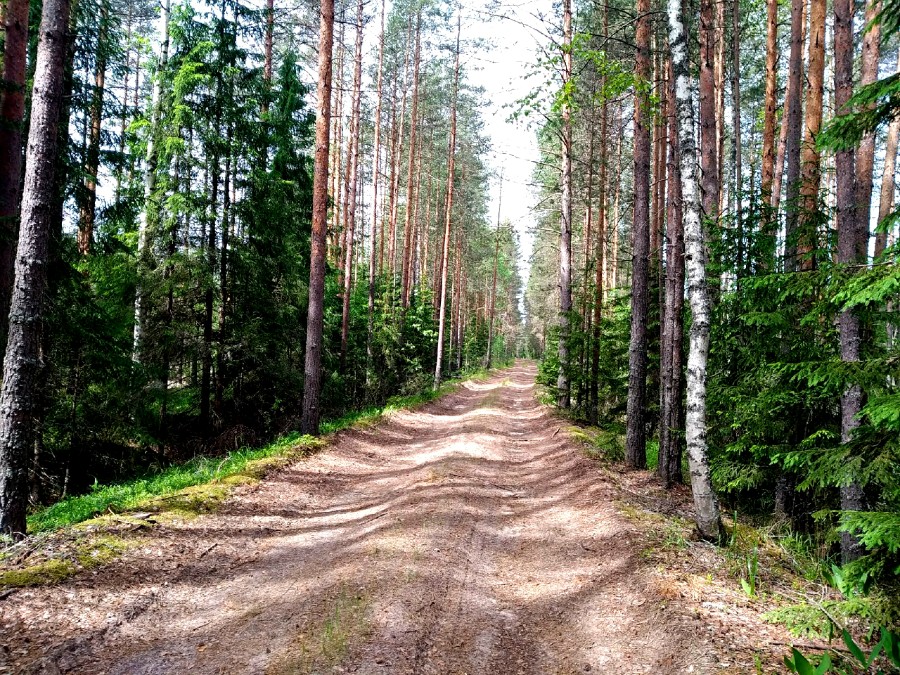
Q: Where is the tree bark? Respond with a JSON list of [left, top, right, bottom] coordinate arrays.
[[796, 0, 825, 272], [77, 2, 110, 256], [340, 0, 364, 368], [732, 0, 743, 276], [833, 0, 866, 563], [759, 0, 778, 211], [401, 13, 421, 311], [855, 0, 881, 261], [0, 0, 71, 537], [368, 0, 386, 366], [0, 0, 30, 346], [486, 180, 502, 370], [667, 0, 721, 539], [699, 0, 719, 222], [557, 0, 573, 409], [300, 0, 335, 435], [783, 0, 805, 272], [434, 17, 460, 390], [625, 0, 652, 468], [659, 56, 685, 488], [875, 54, 900, 258]]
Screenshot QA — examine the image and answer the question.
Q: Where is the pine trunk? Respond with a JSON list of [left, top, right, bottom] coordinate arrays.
[[759, 0, 778, 208], [833, 0, 866, 563], [0, 0, 71, 537], [434, 17, 460, 390], [659, 56, 685, 488], [0, 0, 30, 346], [875, 55, 900, 257], [625, 0, 652, 467], [796, 0, 825, 272], [782, 0, 805, 272], [855, 0, 881, 260], [300, 0, 335, 435], [556, 0, 573, 409], [77, 3, 109, 256]]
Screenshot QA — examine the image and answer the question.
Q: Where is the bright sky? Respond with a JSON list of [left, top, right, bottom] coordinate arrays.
[[463, 0, 551, 292]]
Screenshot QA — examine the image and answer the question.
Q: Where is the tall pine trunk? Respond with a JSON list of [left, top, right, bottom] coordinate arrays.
[[300, 0, 335, 435], [0, 0, 30, 347], [759, 0, 778, 211], [659, 57, 685, 488], [782, 0, 805, 272], [833, 0, 866, 563], [556, 0, 573, 409], [625, 0, 652, 468], [434, 17, 460, 390], [77, 3, 109, 256], [0, 0, 72, 537], [875, 55, 900, 258], [796, 0, 825, 271]]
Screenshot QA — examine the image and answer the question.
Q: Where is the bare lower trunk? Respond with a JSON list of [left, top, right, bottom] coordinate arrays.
[[659, 57, 685, 488], [0, 0, 71, 537], [300, 0, 335, 435], [625, 0, 652, 468], [667, 0, 721, 539], [833, 0, 866, 563]]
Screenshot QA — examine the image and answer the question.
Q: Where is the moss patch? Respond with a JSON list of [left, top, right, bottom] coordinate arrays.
[[0, 534, 132, 588]]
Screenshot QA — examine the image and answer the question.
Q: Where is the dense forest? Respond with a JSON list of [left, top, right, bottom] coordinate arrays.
[[0, 0, 523, 536], [2, 0, 900, 648], [524, 0, 900, 615]]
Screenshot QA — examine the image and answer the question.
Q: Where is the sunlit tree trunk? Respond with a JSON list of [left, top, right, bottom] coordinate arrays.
[[659, 56, 685, 488], [77, 1, 110, 256], [557, 0, 573, 409], [300, 0, 335, 435], [434, 17, 460, 390], [759, 0, 778, 211], [796, 0, 825, 272], [625, 0, 652, 467], [782, 0, 805, 272], [732, 0, 743, 276], [340, 0, 364, 368], [0, 0, 72, 537], [368, 0, 386, 365], [401, 13, 421, 311], [855, 0, 881, 260], [875, 54, 900, 258], [667, 0, 721, 539]]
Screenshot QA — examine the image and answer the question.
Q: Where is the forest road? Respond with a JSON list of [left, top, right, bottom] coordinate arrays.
[[2, 361, 715, 674]]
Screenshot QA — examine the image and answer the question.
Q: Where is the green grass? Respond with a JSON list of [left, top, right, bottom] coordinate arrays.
[[26, 379, 464, 535]]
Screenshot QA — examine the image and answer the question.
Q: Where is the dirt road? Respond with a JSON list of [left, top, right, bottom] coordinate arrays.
[[2, 362, 718, 674]]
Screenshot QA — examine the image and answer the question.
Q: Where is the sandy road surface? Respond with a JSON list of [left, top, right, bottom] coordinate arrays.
[[2, 362, 715, 674]]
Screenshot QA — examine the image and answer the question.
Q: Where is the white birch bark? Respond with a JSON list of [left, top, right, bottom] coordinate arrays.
[[666, 0, 721, 540]]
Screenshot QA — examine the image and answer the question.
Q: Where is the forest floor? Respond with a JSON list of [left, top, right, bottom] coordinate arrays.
[[1, 361, 818, 674]]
